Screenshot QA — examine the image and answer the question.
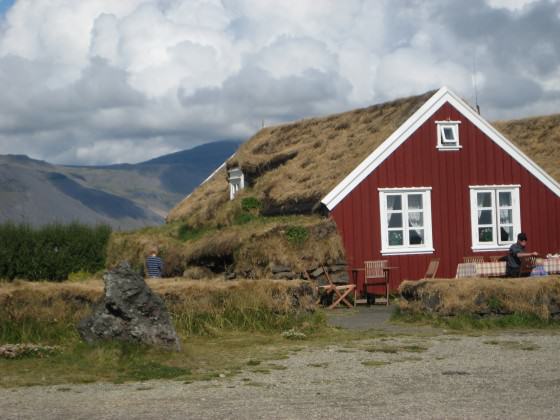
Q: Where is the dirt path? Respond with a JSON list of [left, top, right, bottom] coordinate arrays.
[[2, 329, 559, 420]]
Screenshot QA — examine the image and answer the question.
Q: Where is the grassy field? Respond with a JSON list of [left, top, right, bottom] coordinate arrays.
[[0, 278, 372, 387], [3, 275, 560, 388]]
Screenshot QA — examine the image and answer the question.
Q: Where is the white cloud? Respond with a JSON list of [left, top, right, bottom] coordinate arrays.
[[486, 0, 540, 10], [0, 0, 558, 165]]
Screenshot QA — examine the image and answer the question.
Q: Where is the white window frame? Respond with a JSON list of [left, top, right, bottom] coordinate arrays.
[[379, 187, 434, 255], [469, 185, 521, 251], [436, 120, 462, 151]]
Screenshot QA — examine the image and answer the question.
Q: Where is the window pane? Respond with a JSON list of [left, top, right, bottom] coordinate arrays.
[[477, 192, 492, 208], [408, 194, 423, 210], [387, 213, 403, 228], [500, 226, 513, 242], [408, 212, 424, 227], [388, 231, 403, 246], [387, 195, 402, 211], [499, 209, 512, 224], [409, 229, 424, 245], [499, 192, 512, 207], [443, 127, 455, 141], [478, 210, 493, 225], [478, 227, 493, 242]]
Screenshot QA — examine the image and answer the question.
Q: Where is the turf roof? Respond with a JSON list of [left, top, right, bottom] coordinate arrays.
[[167, 91, 560, 227]]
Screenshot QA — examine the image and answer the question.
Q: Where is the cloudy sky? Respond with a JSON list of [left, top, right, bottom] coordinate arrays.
[[0, 0, 558, 165]]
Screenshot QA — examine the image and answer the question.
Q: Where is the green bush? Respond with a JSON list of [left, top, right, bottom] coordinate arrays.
[[0, 223, 111, 281], [233, 212, 255, 225], [285, 226, 309, 247], [177, 224, 209, 242], [241, 197, 262, 212]]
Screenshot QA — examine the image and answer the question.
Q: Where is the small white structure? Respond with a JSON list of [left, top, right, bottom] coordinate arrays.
[[228, 167, 245, 200]]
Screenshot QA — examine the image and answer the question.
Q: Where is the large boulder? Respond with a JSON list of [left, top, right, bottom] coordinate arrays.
[[78, 262, 181, 351]]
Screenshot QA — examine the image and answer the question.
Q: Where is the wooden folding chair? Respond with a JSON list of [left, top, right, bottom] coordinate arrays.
[[316, 266, 356, 309], [423, 258, 440, 279], [463, 256, 484, 263], [364, 260, 389, 306]]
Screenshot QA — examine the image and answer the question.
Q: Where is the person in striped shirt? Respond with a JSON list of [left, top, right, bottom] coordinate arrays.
[[145, 249, 163, 278]]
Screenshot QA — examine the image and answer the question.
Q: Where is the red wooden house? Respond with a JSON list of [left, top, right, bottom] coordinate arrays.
[[321, 87, 560, 292]]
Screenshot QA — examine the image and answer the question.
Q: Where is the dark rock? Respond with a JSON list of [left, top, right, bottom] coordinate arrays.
[[77, 262, 181, 351], [329, 264, 348, 272], [270, 264, 291, 274], [329, 271, 349, 283], [548, 300, 560, 315], [422, 292, 441, 312], [272, 271, 297, 280], [311, 267, 325, 278], [474, 292, 486, 306], [476, 308, 491, 316]]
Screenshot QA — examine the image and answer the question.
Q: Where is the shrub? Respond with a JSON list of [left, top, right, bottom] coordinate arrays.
[[233, 212, 255, 225], [241, 197, 262, 212], [177, 224, 209, 242], [0, 223, 111, 281], [285, 226, 309, 247]]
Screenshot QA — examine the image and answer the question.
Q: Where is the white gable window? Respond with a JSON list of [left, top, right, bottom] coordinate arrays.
[[228, 167, 245, 200], [436, 120, 462, 150], [379, 188, 434, 255], [469, 185, 521, 251]]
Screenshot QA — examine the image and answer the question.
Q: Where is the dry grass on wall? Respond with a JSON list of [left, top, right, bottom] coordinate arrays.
[[0, 278, 318, 343], [106, 216, 346, 278], [399, 277, 560, 320], [167, 91, 435, 225]]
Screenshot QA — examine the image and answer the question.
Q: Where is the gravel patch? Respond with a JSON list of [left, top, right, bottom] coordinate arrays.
[[2, 331, 560, 419]]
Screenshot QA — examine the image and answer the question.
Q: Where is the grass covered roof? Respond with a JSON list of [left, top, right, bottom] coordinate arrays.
[[168, 91, 560, 227]]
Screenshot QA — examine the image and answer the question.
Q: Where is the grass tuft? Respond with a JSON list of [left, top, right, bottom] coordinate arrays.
[[392, 306, 560, 330]]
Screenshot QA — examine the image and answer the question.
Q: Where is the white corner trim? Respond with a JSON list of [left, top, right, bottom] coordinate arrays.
[[321, 86, 560, 211]]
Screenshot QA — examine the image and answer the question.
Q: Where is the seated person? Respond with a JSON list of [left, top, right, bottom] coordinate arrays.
[[506, 233, 538, 277]]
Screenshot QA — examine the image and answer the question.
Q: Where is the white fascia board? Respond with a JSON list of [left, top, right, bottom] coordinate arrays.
[[321, 87, 452, 210], [443, 90, 560, 198], [321, 86, 560, 211]]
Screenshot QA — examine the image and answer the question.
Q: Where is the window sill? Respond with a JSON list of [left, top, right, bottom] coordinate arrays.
[[381, 247, 435, 256], [436, 145, 462, 151], [471, 245, 512, 252]]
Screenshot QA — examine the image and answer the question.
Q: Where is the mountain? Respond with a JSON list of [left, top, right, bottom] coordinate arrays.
[[0, 140, 241, 230]]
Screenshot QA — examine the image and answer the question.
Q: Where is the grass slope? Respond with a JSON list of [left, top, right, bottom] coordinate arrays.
[[0, 278, 349, 387]]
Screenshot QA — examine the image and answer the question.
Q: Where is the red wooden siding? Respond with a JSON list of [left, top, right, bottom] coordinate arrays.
[[331, 102, 560, 292]]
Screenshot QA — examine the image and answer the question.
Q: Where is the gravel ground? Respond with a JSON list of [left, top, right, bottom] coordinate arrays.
[[2, 331, 560, 420]]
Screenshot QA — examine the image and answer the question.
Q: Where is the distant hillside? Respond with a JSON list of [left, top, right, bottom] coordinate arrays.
[[0, 140, 241, 230]]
